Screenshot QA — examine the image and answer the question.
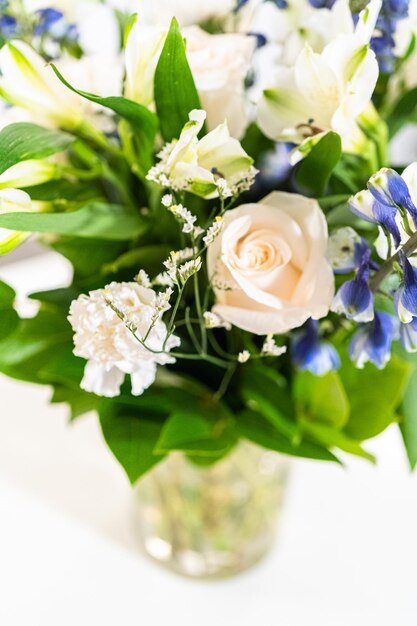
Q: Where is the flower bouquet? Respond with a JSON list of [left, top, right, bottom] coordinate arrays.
[[1, 0, 417, 577]]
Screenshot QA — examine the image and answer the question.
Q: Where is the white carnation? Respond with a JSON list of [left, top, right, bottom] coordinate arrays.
[[68, 282, 180, 398]]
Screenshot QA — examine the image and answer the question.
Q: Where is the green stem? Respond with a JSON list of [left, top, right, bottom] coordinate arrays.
[[213, 363, 238, 402], [370, 230, 417, 292]]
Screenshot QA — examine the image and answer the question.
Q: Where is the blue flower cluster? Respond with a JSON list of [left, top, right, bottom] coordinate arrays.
[[293, 165, 417, 376], [0, 4, 78, 51], [34, 8, 78, 43], [370, 0, 410, 72]]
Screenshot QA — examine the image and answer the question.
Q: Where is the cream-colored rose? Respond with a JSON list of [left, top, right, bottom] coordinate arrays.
[[207, 192, 335, 335], [184, 26, 255, 139], [126, 0, 237, 27]]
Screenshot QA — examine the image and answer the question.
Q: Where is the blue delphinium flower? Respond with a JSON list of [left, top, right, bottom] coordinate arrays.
[[292, 320, 340, 376], [0, 15, 17, 38], [327, 227, 375, 274], [370, 0, 409, 73], [350, 189, 402, 248], [349, 312, 399, 369], [308, 0, 337, 7], [368, 167, 417, 229], [35, 8, 78, 43], [236, 0, 288, 10], [395, 253, 417, 323], [332, 251, 375, 322], [400, 317, 417, 352]]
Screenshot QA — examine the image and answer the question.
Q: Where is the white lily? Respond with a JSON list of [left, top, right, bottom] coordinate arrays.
[[0, 189, 33, 255], [0, 41, 83, 129], [0, 160, 58, 190], [124, 15, 168, 107], [147, 110, 255, 199], [257, 33, 379, 151]]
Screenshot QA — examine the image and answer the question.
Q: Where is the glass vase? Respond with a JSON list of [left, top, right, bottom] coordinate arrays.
[[132, 442, 290, 579]]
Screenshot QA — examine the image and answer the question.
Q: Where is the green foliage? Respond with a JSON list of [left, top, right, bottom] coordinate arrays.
[[51, 65, 158, 172], [51, 384, 98, 421], [293, 371, 349, 428], [240, 364, 299, 443], [0, 280, 20, 340], [154, 18, 201, 141], [237, 410, 341, 463], [99, 399, 166, 484], [0, 310, 72, 383], [339, 354, 412, 440], [400, 368, 417, 470], [52, 239, 126, 278], [386, 87, 417, 139], [0, 202, 148, 241], [101, 245, 172, 276], [0, 123, 74, 174], [294, 131, 342, 197], [155, 410, 237, 456], [393, 349, 417, 470], [97, 377, 239, 481]]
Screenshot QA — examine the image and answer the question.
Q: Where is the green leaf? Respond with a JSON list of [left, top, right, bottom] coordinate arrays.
[[240, 364, 300, 443], [24, 178, 103, 202], [154, 18, 201, 141], [155, 410, 237, 456], [52, 238, 126, 278], [0, 202, 148, 241], [51, 65, 158, 171], [300, 420, 376, 463], [400, 368, 417, 470], [237, 410, 341, 463], [396, 350, 417, 470], [99, 400, 166, 483], [0, 311, 72, 383], [51, 384, 98, 421], [102, 245, 171, 276], [0, 123, 74, 174], [340, 354, 413, 440], [293, 371, 350, 428], [0, 280, 19, 340], [386, 86, 417, 138], [29, 287, 79, 310], [294, 131, 342, 197]]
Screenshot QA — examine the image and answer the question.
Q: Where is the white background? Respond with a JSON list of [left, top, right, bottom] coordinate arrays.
[[0, 253, 417, 626]]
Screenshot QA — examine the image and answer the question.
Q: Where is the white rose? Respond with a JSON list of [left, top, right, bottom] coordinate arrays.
[[126, 0, 236, 27], [68, 282, 180, 398], [183, 26, 255, 139], [124, 21, 255, 139], [207, 192, 335, 335]]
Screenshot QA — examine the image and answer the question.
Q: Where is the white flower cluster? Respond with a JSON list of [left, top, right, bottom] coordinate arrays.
[[203, 311, 232, 331], [203, 217, 224, 247], [163, 249, 202, 285], [238, 350, 251, 364], [262, 335, 287, 358], [68, 282, 180, 398], [161, 194, 203, 237]]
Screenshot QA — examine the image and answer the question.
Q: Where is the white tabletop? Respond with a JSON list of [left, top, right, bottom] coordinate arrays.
[[1, 252, 417, 626]]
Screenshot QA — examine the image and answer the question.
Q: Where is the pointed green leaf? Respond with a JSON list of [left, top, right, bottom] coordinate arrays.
[[0, 202, 148, 240], [51, 65, 158, 171], [99, 401, 165, 483], [154, 18, 202, 141], [0, 123, 74, 174], [294, 131, 342, 197]]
